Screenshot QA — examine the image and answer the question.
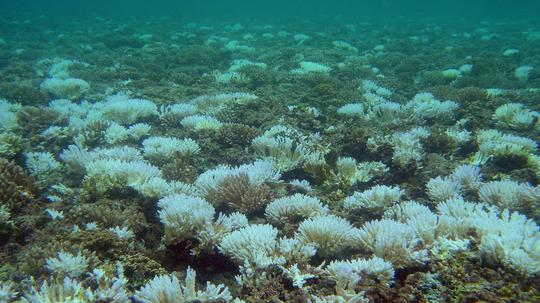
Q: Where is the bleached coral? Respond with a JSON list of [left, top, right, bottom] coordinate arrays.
[[475, 209, 540, 275], [265, 194, 329, 225], [25, 151, 62, 185], [361, 80, 392, 97], [0, 281, 16, 303], [426, 176, 463, 202], [473, 129, 537, 164], [181, 115, 222, 131], [478, 180, 538, 210], [190, 93, 258, 113], [159, 103, 198, 120], [251, 125, 327, 171], [143, 136, 200, 161], [45, 251, 89, 278], [358, 219, 428, 268], [291, 61, 331, 74], [109, 226, 135, 240], [335, 157, 388, 185], [450, 164, 482, 189], [0, 99, 21, 131], [386, 128, 430, 167], [128, 123, 152, 140], [219, 224, 283, 267], [101, 94, 158, 125], [492, 103, 539, 130], [367, 101, 412, 126], [343, 185, 403, 210], [296, 215, 359, 256], [194, 160, 281, 203], [104, 122, 130, 144], [83, 159, 162, 195], [41, 77, 90, 99], [134, 268, 232, 303], [158, 193, 216, 244], [405, 93, 458, 121], [21, 277, 90, 303], [514, 65, 534, 81], [324, 256, 394, 295], [445, 127, 472, 148], [337, 103, 365, 117], [251, 135, 304, 170]]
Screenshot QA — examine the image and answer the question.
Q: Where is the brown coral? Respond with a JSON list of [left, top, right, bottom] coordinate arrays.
[[206, 172, 273, 214], [16, 106, 63, 137], [68, 198, 148, 233], [0, 158, 39, 212]]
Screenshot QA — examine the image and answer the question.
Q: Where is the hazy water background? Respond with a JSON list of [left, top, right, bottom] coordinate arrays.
[[1, 0, 540, 22]]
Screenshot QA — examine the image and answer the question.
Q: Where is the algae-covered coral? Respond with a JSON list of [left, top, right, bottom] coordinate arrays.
[[1, 5, 540, 303]]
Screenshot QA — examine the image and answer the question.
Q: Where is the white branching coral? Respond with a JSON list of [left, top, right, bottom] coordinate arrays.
[[142, 136, 200, 161], [83, 159, 163, 195], [219, 224, 283, 268], [194, 160, 281, 198], [343, 185, 403, 210], [324, 256, 394, 294], [475, 209, 540, 275], [478, 180, 538, 210], [265, 194, 329, 225], [358, 219, 428, 268], [134, 268, 232, 303], [128, 123, 151, 140], [25, 151, 62, 185], [366, 101, 412, 126], [384, 201, 447, 246], [159, 103, 198, 120], [335, 157, 388, 185], [101, 94, 158, 125], [104, 122, 130, 144], [450, 164, 482, 189], [405, 92, 458, 121], [0, 281, 16, 303], [296, 215, 359, 256], [251, 125, 327, 171], [158, 193, 216, 244], [45, 250, 89, 278], [21, 277, 90, 303], [367, 127, 430, 167], [445, 127, 472, 148], [181, 115, 223, 131], [426, 176, 463, 202], [436, 198, 540, 275], [492, 103, 539, 130], [291, 61, 331, 74], [337, 103, 365, 117], [0, 99, 21, 131], [190, 92, 258, 113], [41, 77, 90, 100], [473, 129, 537, 164]]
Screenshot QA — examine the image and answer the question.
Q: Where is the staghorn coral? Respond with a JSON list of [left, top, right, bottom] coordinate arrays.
[[16, 106, 63, 137], [134, 267, 232, 303], [69, 198, 148, 233], [118, 254, 167, 289], [0, 158, 38, 211]]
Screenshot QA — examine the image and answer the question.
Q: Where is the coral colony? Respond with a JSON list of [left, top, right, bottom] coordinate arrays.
[[0, 13, 540, 303]]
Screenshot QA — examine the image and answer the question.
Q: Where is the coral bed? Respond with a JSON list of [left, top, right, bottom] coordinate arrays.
[[0, 15, 539, 302]]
